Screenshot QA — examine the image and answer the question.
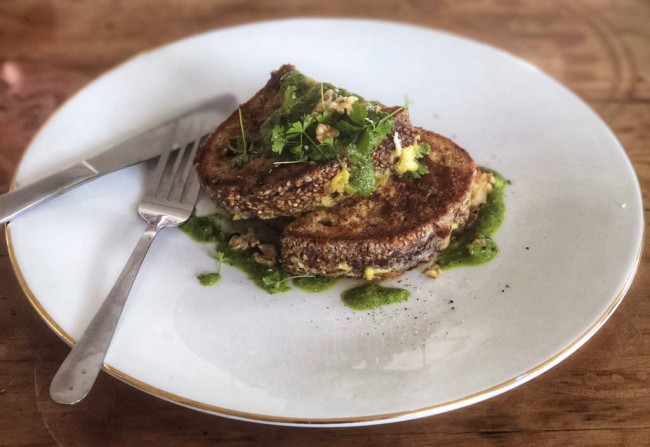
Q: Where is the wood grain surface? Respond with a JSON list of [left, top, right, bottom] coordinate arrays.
[[1, 1, 648, 445]]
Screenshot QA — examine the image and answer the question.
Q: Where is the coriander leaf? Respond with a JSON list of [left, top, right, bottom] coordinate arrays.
[[320, 137, 335, 148], [368, 117, 393, 148], [316, 110, 332, 123], [355, 128, 372, 155], [214, 251, 231, 264], [281, 85, 298, 111], [335, 120, 364, 134], [271, 125, 286, 154], [286, 121, 304, 135], [302, 114, 314, 130], [349, 101, 368, 125], [261, 271, 291, 294]]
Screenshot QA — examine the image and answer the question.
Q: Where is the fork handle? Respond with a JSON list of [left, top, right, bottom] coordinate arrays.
[[50, 220, 163, 404]]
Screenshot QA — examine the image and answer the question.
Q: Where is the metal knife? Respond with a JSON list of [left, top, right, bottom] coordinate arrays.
[[0, 96, 231, 224]]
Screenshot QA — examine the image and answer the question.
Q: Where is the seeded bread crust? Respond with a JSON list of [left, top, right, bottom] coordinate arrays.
[[193, 64, 415, 219], [279, 129, 489, 278]]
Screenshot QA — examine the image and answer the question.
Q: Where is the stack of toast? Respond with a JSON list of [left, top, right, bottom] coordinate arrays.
[[194, 65, 492, 279]]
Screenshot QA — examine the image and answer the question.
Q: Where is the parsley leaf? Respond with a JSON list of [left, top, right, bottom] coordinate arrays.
[[261, 271, 291, 294], [271, 125, 286, 154], [214, 251, 231, 264], [349, 101, 368, 125], [316, 110, 332, 123], [368, 116, 393, 147], [281, 85, 298, 111], [334, 120, 363, 134]]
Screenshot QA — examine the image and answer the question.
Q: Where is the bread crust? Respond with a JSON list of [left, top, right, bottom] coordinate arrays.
[[279, 130, 487, 277], [193, 65, 414, 219], [194, 65, 491, 278]]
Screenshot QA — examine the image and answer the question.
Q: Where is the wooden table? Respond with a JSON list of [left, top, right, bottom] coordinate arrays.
[[1, 1, 648, 445]]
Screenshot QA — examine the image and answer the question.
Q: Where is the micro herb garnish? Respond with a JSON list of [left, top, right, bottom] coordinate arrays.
[[267, 89, 406, 195], [261, 272, 314, 294], [195, 251, 230, 286], [282, 85, 298, 112], [270, 112, 337, 163], [340, 102, 405, 195], [214, 251, 231, 269], [250, 70, 416, 196], [229, 108, 252, 167], [261, 270, 292, 294]]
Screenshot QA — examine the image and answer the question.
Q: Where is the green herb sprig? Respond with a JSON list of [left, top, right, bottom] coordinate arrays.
[[261, 272, 315, 294], [228, 108, 254, 167]]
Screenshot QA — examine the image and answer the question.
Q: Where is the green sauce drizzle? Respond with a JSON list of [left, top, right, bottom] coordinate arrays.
[[180, 214, 290, 294], [293, 276, 339, 293], [341, 282, 410, 311], [217, 246, 289, 294], [180, 167, 507, 302], [436, 168, 507, 269], [179, 215, 221, 243]]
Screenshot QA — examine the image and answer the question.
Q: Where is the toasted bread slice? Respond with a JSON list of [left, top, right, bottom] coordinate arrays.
[[279, 129, 492, 278], [194, 65, 416, 219]]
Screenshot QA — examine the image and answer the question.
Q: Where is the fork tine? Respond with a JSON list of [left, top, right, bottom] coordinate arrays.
[[144, 149, 168, 198], [183, 171, 201, 206], [184, 134, 209, 204], [168, 141, 196, 202], [155, 145, 185, 200], [181, 142, 203, 205]]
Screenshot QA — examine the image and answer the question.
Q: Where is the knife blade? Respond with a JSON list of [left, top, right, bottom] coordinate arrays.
[[0, 97, 228, 224]]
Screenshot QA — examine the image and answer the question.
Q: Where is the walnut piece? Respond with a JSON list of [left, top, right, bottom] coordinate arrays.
[[228, 228, 260, 251], [423, 265, 442, 279], [253, 244, 277, 266], [311, 89, 360, 116], [330, 95, 359, 115], [315, 123, 339, 142]]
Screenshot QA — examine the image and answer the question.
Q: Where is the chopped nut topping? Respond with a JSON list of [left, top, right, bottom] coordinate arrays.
[[315, 123, 339, 142], [331, 95, 359, 114], [253, 244, 277, 266], [423, 265, 442, 279], [228, 228, 260, 251], [311, 89, 336, 115], [311, 89, 360, 116]]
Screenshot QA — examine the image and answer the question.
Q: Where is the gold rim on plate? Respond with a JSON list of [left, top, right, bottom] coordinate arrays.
[[3, 19, 644, 424], [5, 223, 642, 425]]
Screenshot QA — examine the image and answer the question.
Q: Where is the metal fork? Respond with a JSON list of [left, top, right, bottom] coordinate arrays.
[[49, 129, 205, 405]]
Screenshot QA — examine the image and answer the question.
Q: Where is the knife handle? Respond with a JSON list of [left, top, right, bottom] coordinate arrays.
[[0, 162, 98, 224]]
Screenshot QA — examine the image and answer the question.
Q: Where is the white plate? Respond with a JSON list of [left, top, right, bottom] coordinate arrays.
[[7, 19, 643, 427]]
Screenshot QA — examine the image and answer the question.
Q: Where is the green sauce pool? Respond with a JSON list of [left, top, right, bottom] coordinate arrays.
[[341, 282, 410, 311], [436, 168, 507, 269], [180, 214, 290, 294], [293, 276, 339, 292]]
